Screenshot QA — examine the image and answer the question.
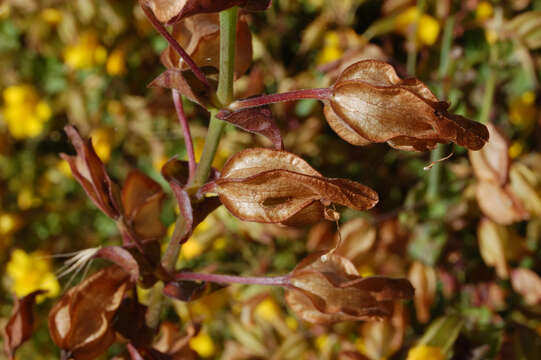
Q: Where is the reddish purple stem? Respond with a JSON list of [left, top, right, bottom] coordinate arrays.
[[230, 88, 332, 110], [172, 89, 196, 180], [141, 4, 209, 87], [174, 272, 290, 286]]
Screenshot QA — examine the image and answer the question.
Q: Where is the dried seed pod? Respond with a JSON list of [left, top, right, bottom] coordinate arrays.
[[48, 266, 131, 360], [325, 60, 489, 151], [3, 290, 47, 360], [161, 13, 252, 79], [212, 148, 378, 225], [142, 0, 272, 24], [284, 252, 414, 324]]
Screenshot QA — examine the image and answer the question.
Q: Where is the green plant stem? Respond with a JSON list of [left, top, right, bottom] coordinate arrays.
[[192, 6, 239, 188], [146, 7, 240, 329], [426, 16, 454, 202], [479, 68, 495, 124], [406, 0, 426, 76]]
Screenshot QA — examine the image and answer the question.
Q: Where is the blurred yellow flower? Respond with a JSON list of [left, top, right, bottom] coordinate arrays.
[[395, 7, 441, 46], [6, 249, 60, 302], [41, 8, 63, 25], [509, 91, 537, 130], [57, 159, 73, 178], [1, 85, 51, 139], [64, 31, 107, 70], [107, 48, 127, 76], [509, 141, 525, 159], [18, 187, 42, 210], [407, 345, 445, 360], [0, 213, 22, 236], [153, 154, 169, 172], [255, 297, 280, 321], [315, 334, 329, 351], [476, 1, 494, 21], [317, 31, 343, 65], [90, 128, 112, 163], [189, 330, 216, 358], [194, 137, 230, 169], [285, 316, 298, 330]]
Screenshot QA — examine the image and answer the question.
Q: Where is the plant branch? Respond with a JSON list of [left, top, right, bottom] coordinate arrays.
[[191, 7, 239, 188], [141, 4, 209, 87], [172, 90, 196, 180], [174, 272, 290, 286], [228, 88, 332, 111]]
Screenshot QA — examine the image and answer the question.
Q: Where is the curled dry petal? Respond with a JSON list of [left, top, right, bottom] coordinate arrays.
[[217, 106, 284, 150], [148, 69, 216, 107], [285, 252, 414, 324], [142, 0, 272, 24], [326, 60, 489, 151], [469, 123, 510, 185], [48, 266, 131, 360], [511, 268, 541, 305], [3, 290, 47, 360], [408, 262, 437, 324], [161, 14, 252, 79], [213, 148, 378, 225], [61, 125, 121, 219]]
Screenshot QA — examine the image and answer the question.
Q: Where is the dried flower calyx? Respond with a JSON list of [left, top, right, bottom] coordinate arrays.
[[326, 60, 489, 151], [48, 266, 131, 360], [207, 148, 378, 225], [285, 252, 414, 324], [62, 126, 166, 242], [142, 0, 272, 24]]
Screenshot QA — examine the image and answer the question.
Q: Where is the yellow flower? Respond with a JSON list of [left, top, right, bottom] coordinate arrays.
[[407, 345, 445, 360], [509, 91, 537, 130], [194, 138, 230, 169], [6, 249, 60, 302], [315, 335, 329, 351], [18, 187, 42, 210], [41, 8, 63, 25], [317, 31, 343, 65], [255, 297, 280, 322], [285, 316, 298, 330], [1, 85, 51, 139], [153, 154, 169, 172], [395, 7, 441, 46], [189, 330, 216, 358], [180, 238, 204, 260], [106, 48, 127, 76], [0, 213, 21, 236], [90, 128, 112, 163], [476, 1, 494, 21], [57, 159, 73, 178], [64, 31, 107, 70], [509, 141, 524, 159]]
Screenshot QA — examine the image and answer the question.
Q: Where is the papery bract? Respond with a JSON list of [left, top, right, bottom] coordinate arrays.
[[511, 268, 541, 305], [211, 148, 378, 225], [469, 123, 509, 185], [142, 0, 272, 24], [61, 125, 121, 219], [161, 13, 252, 79], [284, 252, 414, 324], [48, 266, 131, 360], [325, 60, 489, 151], [3, 290, 46, 360]]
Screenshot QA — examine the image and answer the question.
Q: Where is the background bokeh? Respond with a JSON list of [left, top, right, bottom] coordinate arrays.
[[1, 0, 541, 359]]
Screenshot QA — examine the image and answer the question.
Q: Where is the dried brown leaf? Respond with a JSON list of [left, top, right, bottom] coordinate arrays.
[[48, 266, 131, 360], [217, 106, 283, 150], [334, 217, 376, 263], [326, 60, 489, 151], [408, 262, 437, 323], [148, 69, 215, 107], [476, 181, 529, 225], [285, 252, 414, 324], [213, 148, 378, 225], [3, 290, 47, 360], [478, 218, 525, 279], [511, 268, 541, 305], [469, 123, 510, 185], [509, 163, 541, 217]]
